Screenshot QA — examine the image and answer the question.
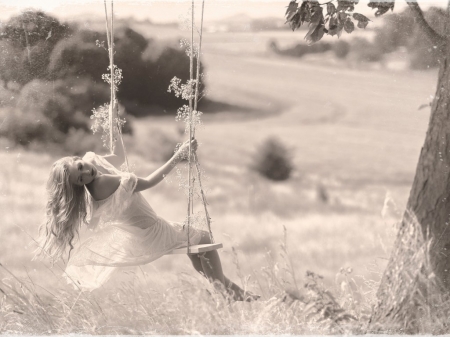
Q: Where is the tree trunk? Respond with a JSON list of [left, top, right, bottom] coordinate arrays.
[[369, 44, 450, 332]]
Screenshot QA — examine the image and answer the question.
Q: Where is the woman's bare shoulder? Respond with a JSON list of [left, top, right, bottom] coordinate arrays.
[[82, 151, 96, 162], [89, 174, 121, 201]]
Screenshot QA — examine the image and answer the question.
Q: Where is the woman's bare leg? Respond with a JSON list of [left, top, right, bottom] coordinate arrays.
[[187, 231, 249, 300], [188, 253, 246, 300]]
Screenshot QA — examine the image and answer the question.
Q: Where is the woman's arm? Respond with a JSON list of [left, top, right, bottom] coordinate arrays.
[[135, 139, 197, 193]]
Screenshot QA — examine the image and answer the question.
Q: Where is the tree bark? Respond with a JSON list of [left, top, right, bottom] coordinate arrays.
[[369, 42, 450, 332]]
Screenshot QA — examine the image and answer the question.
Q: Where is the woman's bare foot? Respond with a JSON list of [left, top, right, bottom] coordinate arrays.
[[243, 291, 261, 302], [228, 289, 260, 302]]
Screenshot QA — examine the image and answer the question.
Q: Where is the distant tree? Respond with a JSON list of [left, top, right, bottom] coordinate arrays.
[[285, 0, 450, 331], [16, 78, 109, 133], [373, 9, 414, 54], [144, 46, 205, 109], [372, 7, 445, 69], [115, 26, 148, 52], [48, 34, 109, 82], [0, 9, 71, 85], [1, 10, 71, 48], [0, 41, 22, 86], [0, 11, 208, 121], [408, 7, 447, 69], [46, 26, 204, 114], [114, 27, 151, 104]]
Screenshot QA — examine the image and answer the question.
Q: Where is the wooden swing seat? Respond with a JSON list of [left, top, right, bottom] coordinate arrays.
[[169, 243, 223, 254]]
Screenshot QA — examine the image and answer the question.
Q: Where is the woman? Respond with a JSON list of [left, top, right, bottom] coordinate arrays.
[[36, 138, 258, 301]]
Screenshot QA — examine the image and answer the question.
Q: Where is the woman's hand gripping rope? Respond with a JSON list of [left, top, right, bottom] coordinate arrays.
[[175, 138, 198, 162]]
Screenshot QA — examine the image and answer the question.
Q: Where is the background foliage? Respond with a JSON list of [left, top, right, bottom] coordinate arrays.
[[0, 10, 206, 151], [276, 5, 447, 69]]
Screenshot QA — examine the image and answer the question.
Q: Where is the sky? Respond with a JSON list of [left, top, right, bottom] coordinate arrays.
[[0, 0, 447, 24]]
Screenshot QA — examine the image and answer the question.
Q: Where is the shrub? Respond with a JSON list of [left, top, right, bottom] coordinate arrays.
[[63, 127, 104, 156], [2, 81, 131, 148], [0, 86, 16, 107], [278, 42, 332, 58], [251, 137, 294, 181], [268, 39, 279, 53], [17, 78, 109, 133], [350, 38, 383, 63], [0, 107, 62, 145], [17, 79, 76, 133], [333, 40, 350, 59]]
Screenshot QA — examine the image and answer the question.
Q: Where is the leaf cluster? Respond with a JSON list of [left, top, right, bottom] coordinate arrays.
[[168, 76, 204, 132], [175, 104, 203, 134], [101, 64, 123, 93], [90, 103, 126, 151], [285, 0, 393, 44], [90, 60, 126, 151], [182, 210, 207, 231], [368, 1, 395, 17], [168, 77, 195, 101], [180, 38, 199, 58]]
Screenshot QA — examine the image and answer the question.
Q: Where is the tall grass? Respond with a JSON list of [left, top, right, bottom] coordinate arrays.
[[1, 228, 373, 335], [1, 148, 447, 334], [368, 210, 450, 334], [0, 147, 399, 334]]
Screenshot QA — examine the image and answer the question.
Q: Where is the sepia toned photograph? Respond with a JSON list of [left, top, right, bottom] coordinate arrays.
[[0, 0, 449, 334]]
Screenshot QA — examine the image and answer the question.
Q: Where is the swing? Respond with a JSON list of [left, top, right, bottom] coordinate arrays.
[[103, 0, 221, 255]]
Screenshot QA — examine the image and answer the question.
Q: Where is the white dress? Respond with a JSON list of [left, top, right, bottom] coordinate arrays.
[[64, 152, 202, 290]]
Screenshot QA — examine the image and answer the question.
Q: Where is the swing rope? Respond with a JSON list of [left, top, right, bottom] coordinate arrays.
[[103, 0, 217, 253], [192, 0, 215, 244], [104, 0, 129, 171], [186, 0, 215, 252], [186, 0, 195, 253]]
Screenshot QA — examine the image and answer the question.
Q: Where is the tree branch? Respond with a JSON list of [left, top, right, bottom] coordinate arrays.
[[406, 1, 447, 47]]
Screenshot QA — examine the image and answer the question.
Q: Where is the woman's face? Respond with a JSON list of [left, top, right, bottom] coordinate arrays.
[[68, 159, 98, 186]]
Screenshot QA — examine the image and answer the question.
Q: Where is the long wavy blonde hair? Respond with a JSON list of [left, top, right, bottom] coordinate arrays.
[[36, 156, 90, 263]]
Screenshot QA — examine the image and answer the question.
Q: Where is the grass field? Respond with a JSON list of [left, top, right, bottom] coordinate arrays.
[[0, 26, 439, 333]]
